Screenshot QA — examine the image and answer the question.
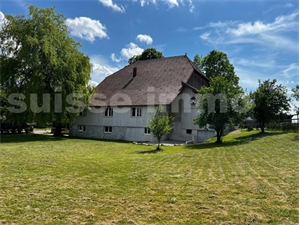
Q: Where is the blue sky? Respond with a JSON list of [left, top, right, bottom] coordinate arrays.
[[1, 0, 299, 106]]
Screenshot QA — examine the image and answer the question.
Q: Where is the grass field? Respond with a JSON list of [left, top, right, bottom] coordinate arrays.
[[0, 131, 298, 224]]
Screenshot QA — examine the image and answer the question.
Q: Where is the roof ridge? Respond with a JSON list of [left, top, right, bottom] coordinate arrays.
[[132, 54, 186, 63], [185, 56, 209, 81]]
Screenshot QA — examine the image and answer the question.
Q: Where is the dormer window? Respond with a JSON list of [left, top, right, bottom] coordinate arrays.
[[132, 107, 142, 117], [104, 107, 113, 117]]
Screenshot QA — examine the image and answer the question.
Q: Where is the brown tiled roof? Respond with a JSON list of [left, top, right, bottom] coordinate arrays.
[[91, 55, 208, 106]]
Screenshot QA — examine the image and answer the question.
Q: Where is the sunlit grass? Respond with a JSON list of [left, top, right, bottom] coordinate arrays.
[[0, 131, 298, 224]]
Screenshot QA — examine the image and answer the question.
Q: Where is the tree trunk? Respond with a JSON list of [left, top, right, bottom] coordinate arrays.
[[157, 138, 161, 150], [53, 125, 63, 136], [260, 121, 265, 133], [216, 129, 222, 143]]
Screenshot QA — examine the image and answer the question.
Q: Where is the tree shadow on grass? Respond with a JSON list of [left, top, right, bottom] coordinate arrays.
[[0, 133, 133, 144], [0, 133, 67, 143], [134, 149, 163, 154], [67, 136, 131, 144], [185, 131, 286, 150]]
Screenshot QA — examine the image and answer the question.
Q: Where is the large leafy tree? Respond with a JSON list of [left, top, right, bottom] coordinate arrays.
[[0, 6, 92, 135], [128, 48, 164, 64], [194, 76, 246, 143], [195, 50, 239, 86], [193, 50, 247, 143], [148, 106, 174, 150], [250, 79, 290, 133]]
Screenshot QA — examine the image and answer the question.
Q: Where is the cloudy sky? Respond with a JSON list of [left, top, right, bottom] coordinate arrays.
[[1, 0, 299, 99]]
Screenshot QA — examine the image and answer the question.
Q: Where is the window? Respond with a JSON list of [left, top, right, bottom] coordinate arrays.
[[132, 107, 142, 117], [78, 125, 86, 132], [104, 126, 112, 133], [186, 129, 192, 134], [144, 127, 151, 135], [104, 107, 113, 117]]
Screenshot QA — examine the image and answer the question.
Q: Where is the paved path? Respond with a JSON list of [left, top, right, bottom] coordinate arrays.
[[33, 129, 52, 135]]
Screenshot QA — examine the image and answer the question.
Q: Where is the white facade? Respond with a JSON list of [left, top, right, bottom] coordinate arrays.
[[70, 87, 215, 143], [70, 105, 157, 142]]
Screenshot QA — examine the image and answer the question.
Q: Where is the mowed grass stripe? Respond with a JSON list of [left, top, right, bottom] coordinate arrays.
[[0, 131, 298, 224]]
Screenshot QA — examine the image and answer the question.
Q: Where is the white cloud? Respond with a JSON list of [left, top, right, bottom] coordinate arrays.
[[232, 57, 298, 98], [233, 57, 277, 69], [120, 42, 144, 59], [165, 0, 179, 8], [89, 80, 99, 87], [0, 11, 7, 30], [1, 12, 107, 46], [139, 0, 157, 7], [176, 27, 188, 32], [285, 3, 293, 7], [263, 3, 294, 14], [282, 63, 299, 78], [90, 55, 120, 84], [136, 34, 153, 45], [228, 13, 298, 36], [110, 42, 144, 63], [0, 11, 4, 21], [66, 17, 108, 42], [187, 0, 195, 12], [137, 0, 194, 11], [98, 0, 125, 13], [111, 53, 122, 62], [198, 13, 298, 52], [199, 32, 210, 40]]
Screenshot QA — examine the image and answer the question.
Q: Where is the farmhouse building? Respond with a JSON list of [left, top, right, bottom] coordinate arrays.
[[69, 55, 215, 143]]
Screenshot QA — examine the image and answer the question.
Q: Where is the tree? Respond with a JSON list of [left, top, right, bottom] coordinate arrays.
[[197, 50, 239, 86], [250, 79, 290, 133], [148, 106, 174, 150], [194, 76, 246, 143], [128, 48, 164, 64], [193, 54, 204, 71], [292, 84, 299, 101], [292, 84, 299, 115], [0, 5, 92, 135]]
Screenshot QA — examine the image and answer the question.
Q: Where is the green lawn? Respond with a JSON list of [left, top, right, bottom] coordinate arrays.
[[0, 131, 298, 224]]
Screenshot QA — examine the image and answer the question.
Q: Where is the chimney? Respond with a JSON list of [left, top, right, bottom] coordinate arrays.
[[133, 67, 137, 78]]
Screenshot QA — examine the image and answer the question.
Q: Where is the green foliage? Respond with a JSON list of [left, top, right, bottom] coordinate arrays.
[[193, 50, 248, 143], [0, 5, 93, 134], [128, 48, 164, 64], [194, 76, 247, 143], [250, 79, 291, 133], [193, 54, 204, 71], [247, 126, 253, 131], [148, 106, 174, 150], [292, 84, 299, 101], [198, 50, 239, 86], [292, 84, 299, 114], [0, 92, 8, 124]]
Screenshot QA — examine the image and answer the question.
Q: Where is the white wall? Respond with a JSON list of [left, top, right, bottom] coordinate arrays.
[[71, 87, 214, 143], [75, 105, 156, 127], [71, 105, 158, 142], [168, 87, 200, 141]]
